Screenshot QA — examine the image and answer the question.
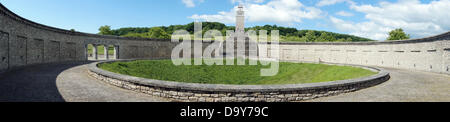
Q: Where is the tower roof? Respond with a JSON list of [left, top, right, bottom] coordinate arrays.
[[238, 4, 243, 8]]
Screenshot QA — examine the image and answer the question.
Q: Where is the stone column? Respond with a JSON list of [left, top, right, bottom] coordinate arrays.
[[85, 44, 89, 61], [104, 45, 109, 60], [114, 45, 119, 59], [92, 44, 98, 60]]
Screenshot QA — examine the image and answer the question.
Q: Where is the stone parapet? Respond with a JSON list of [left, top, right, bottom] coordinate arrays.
[[88, 60, 390, 102]]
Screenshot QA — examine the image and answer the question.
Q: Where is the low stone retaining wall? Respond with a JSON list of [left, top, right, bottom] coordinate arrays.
[[88, 60, 390, 102]]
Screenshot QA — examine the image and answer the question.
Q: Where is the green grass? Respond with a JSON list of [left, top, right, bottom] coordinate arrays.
[[98, 59, 377, 85], [87, 45, 114, 55]]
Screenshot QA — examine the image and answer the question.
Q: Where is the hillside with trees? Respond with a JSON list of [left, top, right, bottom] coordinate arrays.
[[98, 22, 374, 42]]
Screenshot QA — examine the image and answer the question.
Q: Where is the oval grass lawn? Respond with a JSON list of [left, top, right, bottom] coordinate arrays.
[[98, 59, 377, 85]]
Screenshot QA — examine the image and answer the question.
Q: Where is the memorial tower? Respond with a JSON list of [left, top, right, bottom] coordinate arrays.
[[235, 4, 245, 37]]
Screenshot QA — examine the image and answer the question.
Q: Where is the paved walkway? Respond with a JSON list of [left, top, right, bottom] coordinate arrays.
[[0, 62, 448, 102], [308, 68, 450, 102], [0, 62, 170, 102]]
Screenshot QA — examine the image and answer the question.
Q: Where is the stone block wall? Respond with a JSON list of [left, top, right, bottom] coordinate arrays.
[[9, 35, 27, 68], [26, 38, 44, 64], [0, 3, 192, 72], [0, 31, 8, 73], [44, 40, 60, 63], [259, 38, 450, 75]]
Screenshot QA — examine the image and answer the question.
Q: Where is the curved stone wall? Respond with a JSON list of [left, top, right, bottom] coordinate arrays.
[[88, 60, 390, 102], [272, 34, 450, 74], [0, 2, 449, 76], [0, 3, 199, 73]]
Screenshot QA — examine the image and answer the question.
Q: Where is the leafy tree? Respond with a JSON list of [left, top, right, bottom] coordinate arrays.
[[98, 22, 375, 42], [304, 30, 316, 42], [121, 27, 170, 39], [148, 27, 170, 39], [317, 32, 336, 42], [282, 36, 306, 42], [387, 28, 410, 41], [122, 32, 146, 38], [98, 25, 113, 35], [336, 38, 346, 42], [346, 37, 353, 42], [110, 27, 151, 36]]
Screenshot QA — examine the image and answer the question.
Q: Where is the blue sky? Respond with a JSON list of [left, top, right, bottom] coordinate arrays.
[[0, 0, 448, 40]]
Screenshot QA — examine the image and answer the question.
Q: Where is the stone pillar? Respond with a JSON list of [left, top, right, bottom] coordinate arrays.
[[104, 45, 109, 60], [85, 44, 89, 61], [114, 45, 119, 59], [92, 44, 98, 60], [235, 4, 245, 36]]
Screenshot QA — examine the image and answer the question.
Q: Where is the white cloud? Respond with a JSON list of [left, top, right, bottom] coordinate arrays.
[[316, 0, 355, 7], [336, 11, 353, 17], [232, 0, 265, 4], [330, 16, 391, 40], [190, 10, 236, 23], [190, 0, 323, 24], [331, 0, 450, 40], [182, 0, 204, 8]]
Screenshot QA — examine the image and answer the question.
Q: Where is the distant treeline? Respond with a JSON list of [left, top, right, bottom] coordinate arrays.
[[99, 22, 374, 42]]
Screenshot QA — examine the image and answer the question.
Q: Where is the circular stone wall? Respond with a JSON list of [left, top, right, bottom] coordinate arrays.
[[88, 60, 390, 102]]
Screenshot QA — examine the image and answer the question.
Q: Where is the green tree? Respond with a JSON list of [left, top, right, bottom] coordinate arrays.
[[148, 27, 170, 39], [121, 27, 170, 39], [387, 28, 410, 41], [336, 38, 346, 42], [304, 30, 316, 42], [345, 37, 353, 42], [122, 33, 146, 38], [317, 32, 336, 42], [98, 22, 375, 42], [99, 25, 113, 35]]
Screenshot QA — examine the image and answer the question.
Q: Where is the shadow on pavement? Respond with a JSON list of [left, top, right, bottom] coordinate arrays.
[[0, 61, 94, 102]]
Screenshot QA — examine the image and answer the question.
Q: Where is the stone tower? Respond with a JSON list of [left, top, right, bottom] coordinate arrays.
[[222, 4, 252, 57], [235, 4, 245, 37]]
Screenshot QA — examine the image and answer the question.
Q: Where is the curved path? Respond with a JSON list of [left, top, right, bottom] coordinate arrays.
[[0, 62, 448, 102], [0, 62, 170, 102], [308, 68, 450, 102]]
